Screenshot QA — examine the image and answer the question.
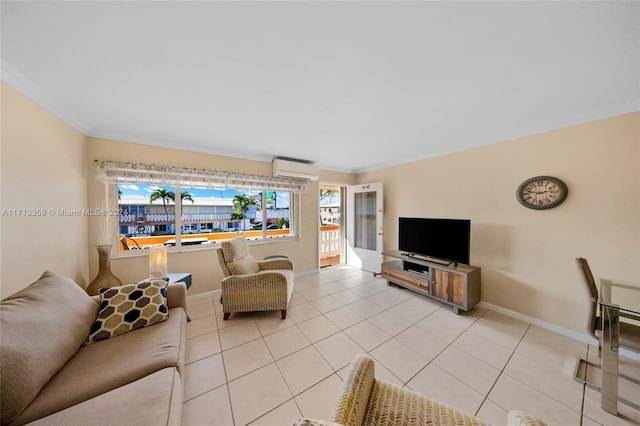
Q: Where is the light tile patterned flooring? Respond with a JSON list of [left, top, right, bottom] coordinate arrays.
[[182, 265, 640, 425]]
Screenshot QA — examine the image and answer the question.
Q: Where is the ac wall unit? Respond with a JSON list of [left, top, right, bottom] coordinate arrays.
[[272, 159, 319, 181]]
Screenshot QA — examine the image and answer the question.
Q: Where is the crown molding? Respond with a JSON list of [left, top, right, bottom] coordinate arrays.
[[354, 105, 640, 175], [1, 59, 92, 135]]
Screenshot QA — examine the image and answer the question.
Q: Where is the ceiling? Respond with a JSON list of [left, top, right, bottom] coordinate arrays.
[[2, 1, 638, 174]]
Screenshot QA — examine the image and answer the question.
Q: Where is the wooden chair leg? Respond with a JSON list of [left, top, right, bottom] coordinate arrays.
[[223, 312, 230, 320], [281, 310, 286, 320]]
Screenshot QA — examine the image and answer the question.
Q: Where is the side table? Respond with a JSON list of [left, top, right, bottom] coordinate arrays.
[[167, 272, 192, 290], [167, 273, 192, 321]]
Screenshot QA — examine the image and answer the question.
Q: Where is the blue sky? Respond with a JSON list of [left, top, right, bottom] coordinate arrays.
[[118, 184, 291, 208], [119, 184, 340, 208], [119, 184, 240, 199]]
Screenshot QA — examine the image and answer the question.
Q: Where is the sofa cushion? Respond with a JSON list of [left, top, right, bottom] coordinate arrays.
[[26, 368, 183, 426], [0, 271, 98, 425], [85, 280, 169, 344], [11, 307, 186, 425], [221, 236, 259, 275]]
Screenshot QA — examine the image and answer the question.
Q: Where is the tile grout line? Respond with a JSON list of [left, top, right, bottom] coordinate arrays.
[[471, 321, 532, 418], [184, 268, 627, 425]]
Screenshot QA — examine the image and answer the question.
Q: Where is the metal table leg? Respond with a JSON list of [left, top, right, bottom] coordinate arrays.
[[601, 304, 620, 415]]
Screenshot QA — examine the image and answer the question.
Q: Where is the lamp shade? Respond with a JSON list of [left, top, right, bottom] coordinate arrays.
[[149, 244, 168, 279]]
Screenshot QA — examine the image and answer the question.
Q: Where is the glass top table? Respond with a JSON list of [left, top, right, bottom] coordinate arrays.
[[599, 278, 640, 316], [597, 278, 640, 415]]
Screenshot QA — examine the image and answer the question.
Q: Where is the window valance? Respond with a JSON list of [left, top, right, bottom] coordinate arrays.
[[95, 160, 311, 193]]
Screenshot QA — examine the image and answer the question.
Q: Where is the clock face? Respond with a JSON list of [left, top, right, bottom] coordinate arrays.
[[516, 176, 568, 210]]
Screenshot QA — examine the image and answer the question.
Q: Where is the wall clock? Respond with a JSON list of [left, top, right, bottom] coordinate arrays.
[[516, 176, 568, 210]]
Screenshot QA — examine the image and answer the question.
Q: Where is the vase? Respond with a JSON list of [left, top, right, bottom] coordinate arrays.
[[86, 245, 123, 296]]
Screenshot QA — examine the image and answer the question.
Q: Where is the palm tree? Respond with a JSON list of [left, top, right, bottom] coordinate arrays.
[[232, 194, 258, 231], [168, 191, 194, 204], [320, 189, 338, 203], [149, 188, 173, 218], [230, 211, 244, 231]]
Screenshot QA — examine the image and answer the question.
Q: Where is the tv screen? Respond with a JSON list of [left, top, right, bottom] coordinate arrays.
[[398, 217, 470, 265]]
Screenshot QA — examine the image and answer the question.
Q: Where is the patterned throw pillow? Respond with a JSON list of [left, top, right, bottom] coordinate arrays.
[[84, 280, 169, 345]]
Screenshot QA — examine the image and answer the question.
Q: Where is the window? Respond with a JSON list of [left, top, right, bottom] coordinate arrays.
[[99, 160, 308, 251], [116, 183, 298, 251]]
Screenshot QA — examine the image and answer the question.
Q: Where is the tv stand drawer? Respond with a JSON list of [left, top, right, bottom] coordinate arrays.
[[382, 263, 429, 290]]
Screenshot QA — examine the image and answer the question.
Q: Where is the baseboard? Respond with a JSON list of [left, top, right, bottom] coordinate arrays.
[[477, 301, 640, 361], [295, 269, 321, 277]]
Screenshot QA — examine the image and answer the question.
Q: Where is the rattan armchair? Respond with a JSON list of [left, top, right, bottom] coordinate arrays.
[[217, 236, 294, 320], [293, 353, 545, 426]]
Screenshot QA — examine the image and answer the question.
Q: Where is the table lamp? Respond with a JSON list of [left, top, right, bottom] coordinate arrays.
[[149, 244, 168, 280]]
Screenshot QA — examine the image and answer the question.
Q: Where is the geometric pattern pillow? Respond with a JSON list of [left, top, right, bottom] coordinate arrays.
[[84, 280, 169, 345]]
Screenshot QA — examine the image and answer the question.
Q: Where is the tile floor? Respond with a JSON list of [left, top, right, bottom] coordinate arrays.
[[181, 265, 640, 425]]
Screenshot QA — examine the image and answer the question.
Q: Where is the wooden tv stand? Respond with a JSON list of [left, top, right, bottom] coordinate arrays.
[[381, 250, 481, 314]]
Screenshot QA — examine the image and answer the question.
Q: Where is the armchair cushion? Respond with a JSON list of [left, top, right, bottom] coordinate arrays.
[[221, 236, 259, 275]]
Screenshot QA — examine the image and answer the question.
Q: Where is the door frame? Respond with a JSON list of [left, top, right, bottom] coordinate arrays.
[[346, 182, 383, 272], [318, 183, 347, 269]]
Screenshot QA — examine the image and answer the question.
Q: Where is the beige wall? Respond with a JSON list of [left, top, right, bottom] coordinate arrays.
[[358, 112, 640, 333], [3, 80, 638, 335], [1, 84, 89, 298], [86, 137, 356, 294]]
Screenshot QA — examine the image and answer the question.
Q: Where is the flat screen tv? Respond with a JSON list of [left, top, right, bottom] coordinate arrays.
[[398, 217, 470, 265]]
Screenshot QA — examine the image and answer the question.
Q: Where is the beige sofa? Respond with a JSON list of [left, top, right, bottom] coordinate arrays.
[[0, 271, 187, 426]]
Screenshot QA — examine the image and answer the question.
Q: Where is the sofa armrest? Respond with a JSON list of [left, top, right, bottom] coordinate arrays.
[[167, 282, 187, 311], [331, 353, 375, 426], [257, 258, 294, 271]]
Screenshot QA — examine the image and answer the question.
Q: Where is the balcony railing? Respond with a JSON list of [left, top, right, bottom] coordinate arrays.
[[118, 229, 293, 251], [120, 212, 271, 224], [320, 225, 341, 259]]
